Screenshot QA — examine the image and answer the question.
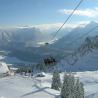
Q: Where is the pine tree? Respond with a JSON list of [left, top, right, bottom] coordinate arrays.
[[69, 73, 75, 98], [74, 78, 80, 98], [51, 70, 61, 90], [61, 73, 71, 98], [79, 82, 84, 98], [74, 78, 84, 98], [61, 73, 84, 98]]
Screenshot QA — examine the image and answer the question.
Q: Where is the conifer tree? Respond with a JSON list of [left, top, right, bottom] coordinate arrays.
[[74, 78, 80, 98], [61, 73, 70, 98], [69, 73, 75, 98], [79, 82, 84, 98], [51, 70, 61, 90], [61, 73, 84, 98], [74, 78, 84, 98]]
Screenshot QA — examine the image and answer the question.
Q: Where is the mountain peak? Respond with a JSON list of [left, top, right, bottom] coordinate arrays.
[[86, 21, 98, 27]]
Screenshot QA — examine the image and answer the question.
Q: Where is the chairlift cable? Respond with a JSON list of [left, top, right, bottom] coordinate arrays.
[[51, 0, 84, 41]]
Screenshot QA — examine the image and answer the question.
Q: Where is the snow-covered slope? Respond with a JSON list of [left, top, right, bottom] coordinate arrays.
[[0, 75, 59, 98], [56, 49, 98, 71], [0, 62, 9, 74], [52, 21, 98, 50], [0, 71, 98, 98]]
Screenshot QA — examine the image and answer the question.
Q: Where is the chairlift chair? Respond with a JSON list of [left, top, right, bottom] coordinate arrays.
[[43, 56, 57, 65], [42, 42, 57, 65]]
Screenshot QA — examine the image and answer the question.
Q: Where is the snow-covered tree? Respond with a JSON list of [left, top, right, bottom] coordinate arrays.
[[61, 73, 70, 98], [80, 82, 84, 98], [74, 78, 84, 98], [51, 70, 61, 90], [69, 73, 75, 98], [61, 73, 84, 98], [74, 78, 80, 98]]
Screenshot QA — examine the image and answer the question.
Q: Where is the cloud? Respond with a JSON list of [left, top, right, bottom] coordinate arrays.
[[0, 21, 89, 32], [33, 21, 89, 31], [58, 7, 98, 17], [34, 23, 76, 31]]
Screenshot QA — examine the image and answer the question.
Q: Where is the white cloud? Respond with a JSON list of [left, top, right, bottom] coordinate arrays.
[[34, 23, 76, 31], [33, 21, 89, 31], [0, 21, 90, 32], [58, 7, 98, 17]]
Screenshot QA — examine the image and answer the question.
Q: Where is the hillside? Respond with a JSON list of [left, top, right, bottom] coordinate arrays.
[[0, 22, 98, 67], [51, 21, 98, 50]]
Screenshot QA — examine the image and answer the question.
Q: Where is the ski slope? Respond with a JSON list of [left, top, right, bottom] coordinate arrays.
[[0, 75, 59, 98], [0, 71, 98, 98]]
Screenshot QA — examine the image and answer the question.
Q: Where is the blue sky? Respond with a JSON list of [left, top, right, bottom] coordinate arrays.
[[0, 0, 98, 28]]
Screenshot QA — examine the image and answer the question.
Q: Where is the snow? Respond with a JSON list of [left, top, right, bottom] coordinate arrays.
[[0, 75, 59, 98], [0, 62, 9, 74], [75, 71, 98, 97], [56, 50, 98, 71], [0, 71, 98, 98]]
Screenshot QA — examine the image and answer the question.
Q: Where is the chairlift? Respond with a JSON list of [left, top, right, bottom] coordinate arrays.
[[42, 42, 57, 65], [43, 56, 56, 65]]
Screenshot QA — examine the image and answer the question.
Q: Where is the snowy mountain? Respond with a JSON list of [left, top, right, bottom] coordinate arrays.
[[0, 21, 98, 64], [51, 21, 98, 50], [0, 26, 72, 49], [0, 27, 52, 49], [53, 35, 98, 71], [55, 48, 98, 72], [48, 27, 72, 39]]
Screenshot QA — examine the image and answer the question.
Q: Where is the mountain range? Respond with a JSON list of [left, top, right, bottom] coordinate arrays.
[[0, 27, 53, 49], [51, 21, 98, 50], [0, 21, 98, 64]]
